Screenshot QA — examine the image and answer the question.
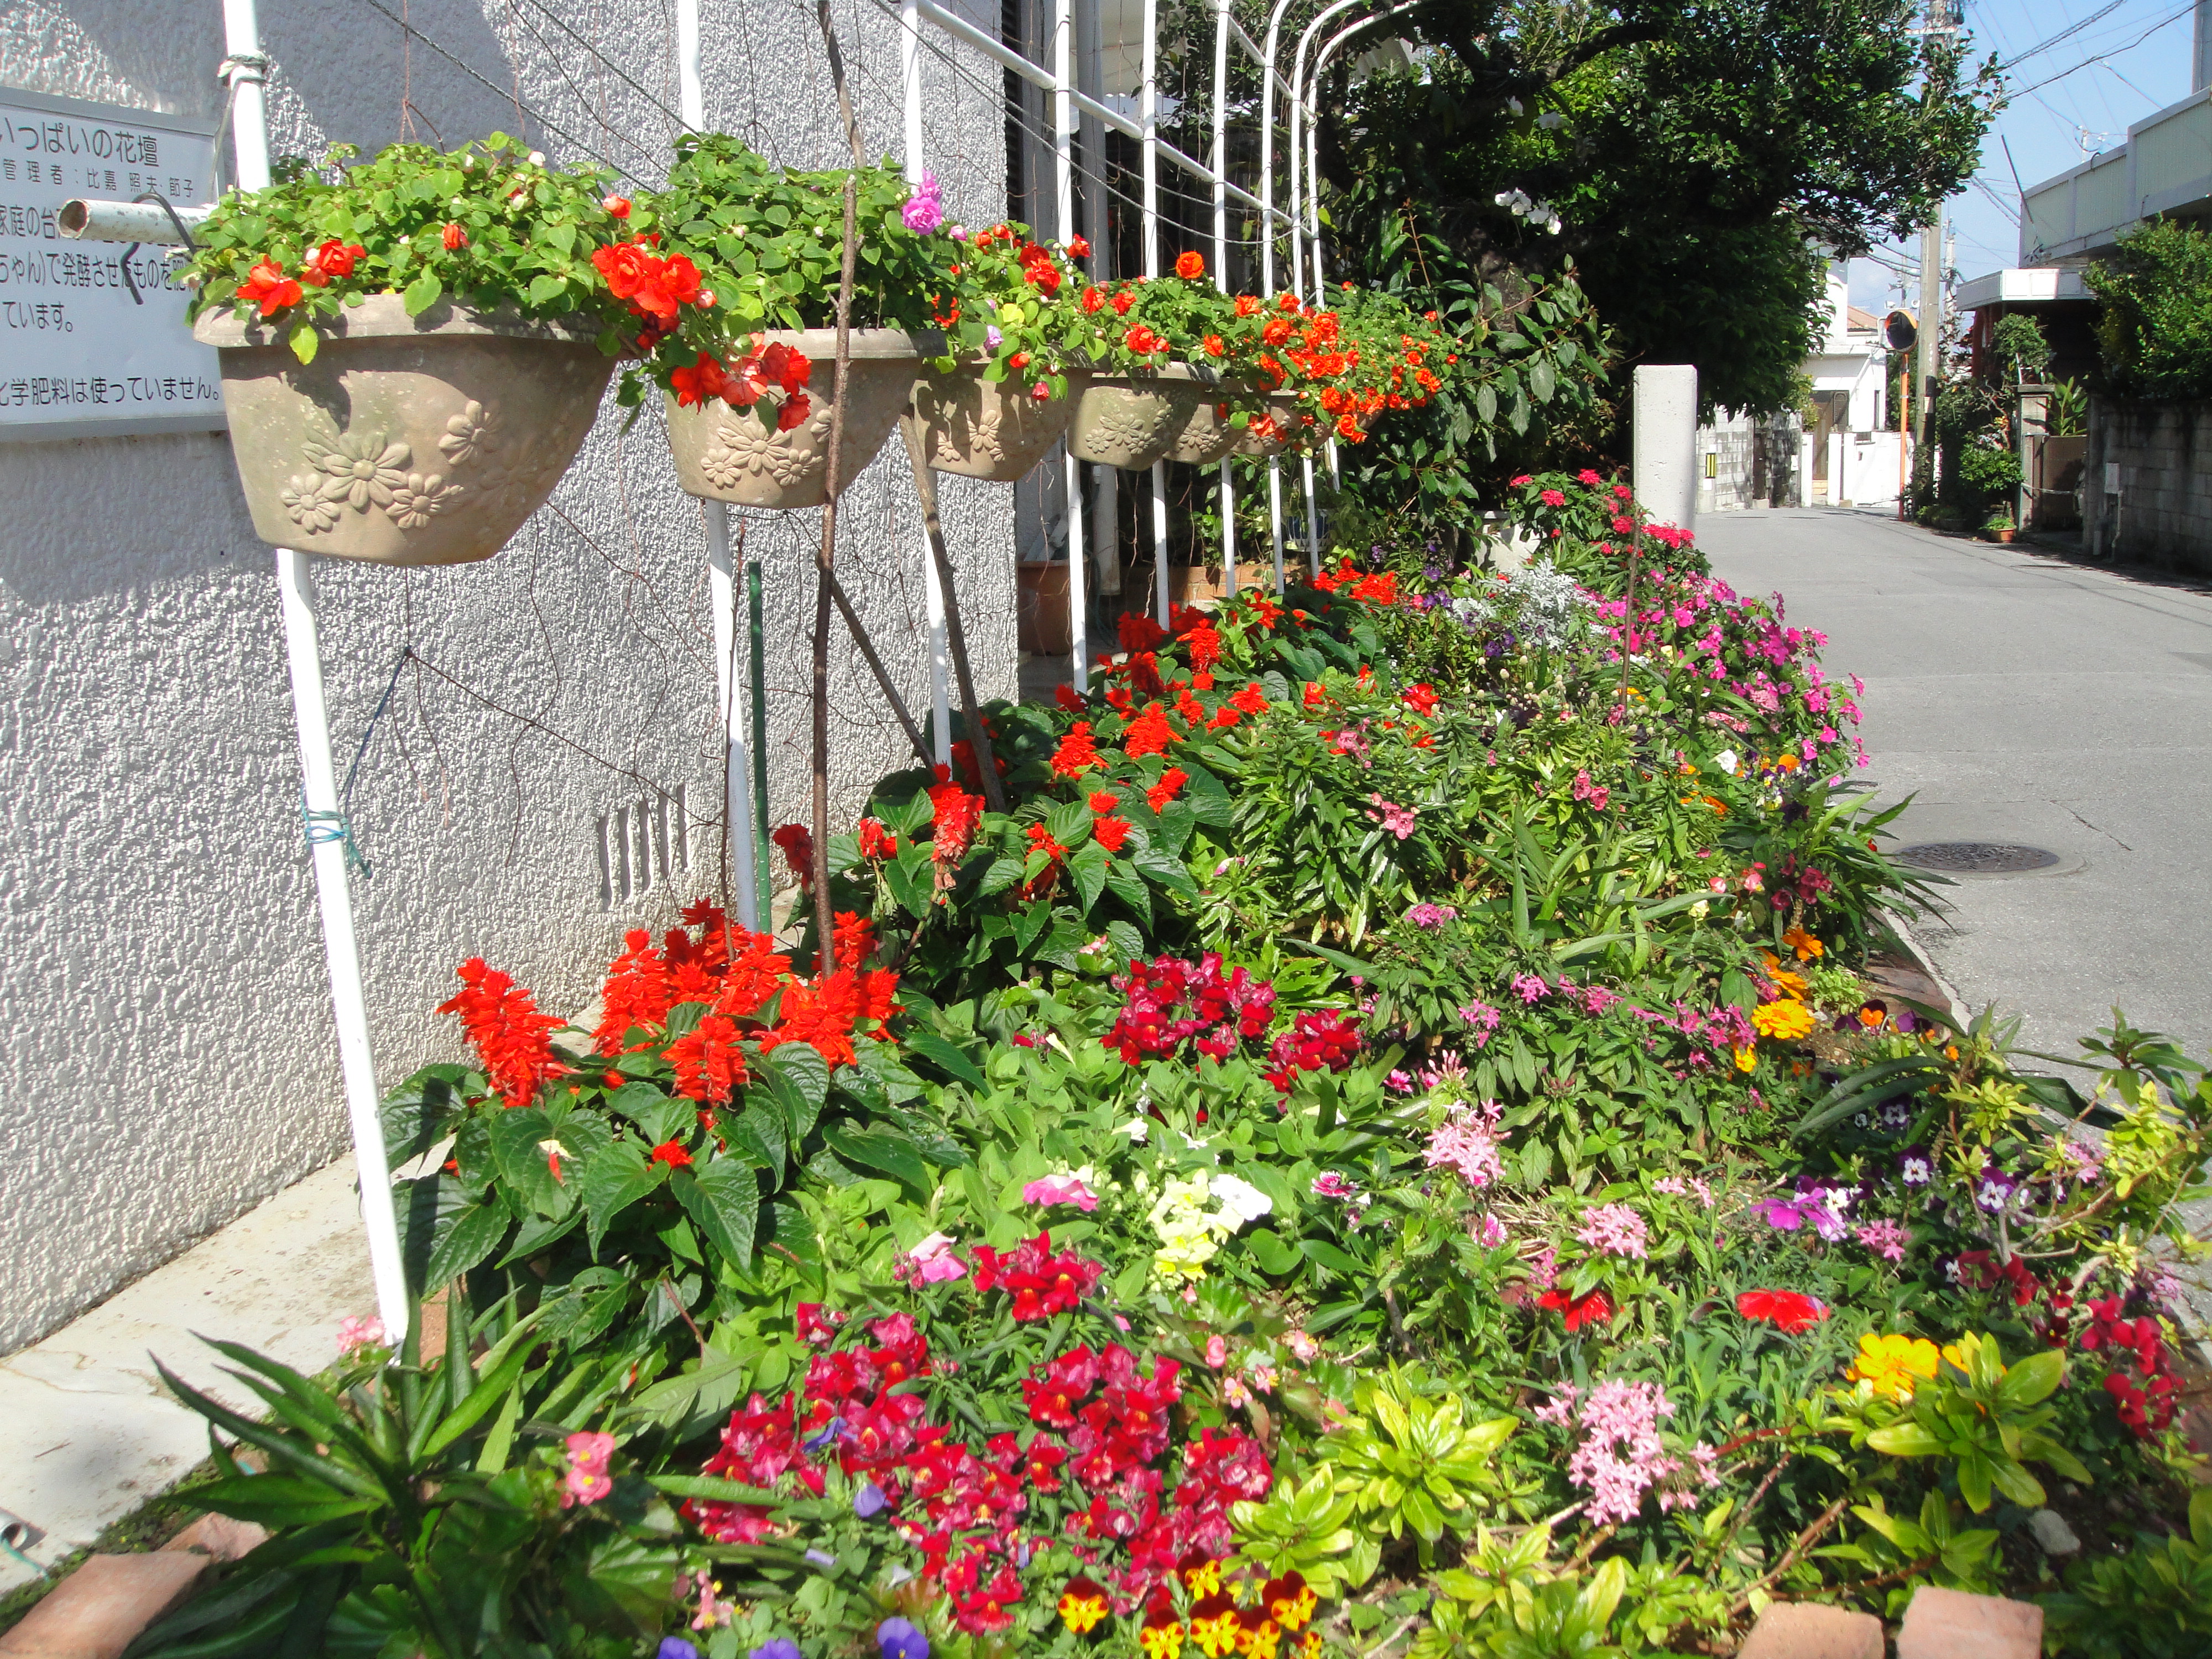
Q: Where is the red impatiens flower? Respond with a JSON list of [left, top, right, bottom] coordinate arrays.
[[1175, 250, 1206, 280], [237, 258, 302, 317], [1537, 1285, 1615, 1332], [1735, 1290, 1829, 1333], [439, 957, 569, 1109], [1403, 682, 1438, 714], [441, 221, 468, 249]]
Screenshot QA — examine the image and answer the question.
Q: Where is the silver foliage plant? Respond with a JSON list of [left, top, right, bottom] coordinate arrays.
[[1449, 559, 1595, 653]]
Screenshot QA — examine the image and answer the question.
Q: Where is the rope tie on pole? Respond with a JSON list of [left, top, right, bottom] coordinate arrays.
[[301, 804, 371, 878]]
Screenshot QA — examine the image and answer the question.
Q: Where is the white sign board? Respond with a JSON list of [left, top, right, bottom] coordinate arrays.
[[1, 88, 226, 442]]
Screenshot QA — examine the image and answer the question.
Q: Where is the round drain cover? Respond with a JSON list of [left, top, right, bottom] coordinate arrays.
[[1895, 842, 2060, 873]]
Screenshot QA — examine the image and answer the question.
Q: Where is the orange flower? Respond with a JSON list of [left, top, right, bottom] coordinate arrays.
[[1175, 249, 1206, 280], [1051, 721, 1103, 778], [237, 258, 302, 317], [1146, 767, 1189, 811], [441, 221, 468, 249], [1203, 333, 1225, 357]]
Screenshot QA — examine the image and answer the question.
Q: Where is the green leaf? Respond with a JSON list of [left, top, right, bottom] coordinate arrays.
[[401, 268, 442, 316], [1246, 1228, 1302, 1275], [907, 1030, 988, 1091], [822, 1124, 931, 1194], [289, 322, 319, 363], [1994, 1347, 2065, 1408], [672, 1157, 760, 1266], [184, 1473, 377, 1527], [1865, 1422, 1947, 1458], [763, 1045, 829, 1133], [578, 1138, 660, 1255]]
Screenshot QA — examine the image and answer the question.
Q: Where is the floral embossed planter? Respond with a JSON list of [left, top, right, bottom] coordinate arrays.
[[1230, 392, 1307, 458], [194, 294, 613, 567], [664, 329, 935, 509], [910, 361, 1089, 482], [1068, 367, 1220, 470]]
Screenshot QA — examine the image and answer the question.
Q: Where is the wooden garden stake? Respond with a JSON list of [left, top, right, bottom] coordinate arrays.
[[900, 419, 1008, 815]]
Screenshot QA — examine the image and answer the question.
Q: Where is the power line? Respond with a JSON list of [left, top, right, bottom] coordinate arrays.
[[2007, 0, 2197, 98]]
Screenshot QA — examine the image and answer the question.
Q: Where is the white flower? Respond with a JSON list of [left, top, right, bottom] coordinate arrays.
[[527, 150, 545, 166], [1536, 112, 1564, 130], [1690, 899, 1709, 921], [1117, 1117, 1151, 1144], [1506, 96, 1524, 116], [1712, 749, 1739, 775], [1212, 1173, 1274, 1225]]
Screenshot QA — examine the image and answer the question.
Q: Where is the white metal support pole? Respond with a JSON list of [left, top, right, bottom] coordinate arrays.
[[223, 0, 407, 1344], [901, 0, 956, 757], [1211, 0, 1236, 597], [1142, 0, 1171, 624], [1261, 0, 1297, 592], [1055, 0, 1089, 688], [681, 0, 765, 919]]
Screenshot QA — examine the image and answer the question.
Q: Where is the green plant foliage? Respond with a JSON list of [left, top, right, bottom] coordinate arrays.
[[2088, 218, 2212, 401]]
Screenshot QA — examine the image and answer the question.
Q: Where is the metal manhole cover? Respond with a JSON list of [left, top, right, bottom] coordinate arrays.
[[1895, 842, 2060, 873]]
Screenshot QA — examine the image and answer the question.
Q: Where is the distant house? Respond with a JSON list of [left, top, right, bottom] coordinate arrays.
[[1698, 262, 1905, 514]]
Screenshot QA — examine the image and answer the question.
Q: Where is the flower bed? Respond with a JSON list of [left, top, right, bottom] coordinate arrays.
[[135, 472, 2212, 1658]]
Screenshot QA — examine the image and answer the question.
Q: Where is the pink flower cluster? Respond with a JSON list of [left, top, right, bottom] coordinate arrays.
[[1854, 1218, 1911, 1262], [561, 1430, 616, 1508], [1367, 794, 1419, 840], [1541, 1380, 1720, 1524], [1575, 1203, 1649, 1259], [1570, 770, 1610, 811], [1424, 1099, 1505, 1190], [1102, 952, 1276, 1065]]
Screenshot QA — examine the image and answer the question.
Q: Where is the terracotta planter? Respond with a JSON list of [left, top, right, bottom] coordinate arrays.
[[665, 328, 938, 509], [1069, 366, 1219, 469], [194, 295, 613, 567], [1230, 392, 1307, 458], [911, 362, 1089, 481]]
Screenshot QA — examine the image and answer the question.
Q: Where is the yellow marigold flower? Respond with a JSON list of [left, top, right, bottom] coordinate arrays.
[[1759, 954, 1810, 997], [1059, 1578, 1110, 1635], [1141, 1620, 1186, 1659], [1846, 1332, 1941, 1400], [1751, 998, 1815, 1041], [1734, 1046, 1757, 1073]]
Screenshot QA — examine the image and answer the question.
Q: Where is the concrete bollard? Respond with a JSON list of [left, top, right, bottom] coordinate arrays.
[[1632, 364, 1700, 533]]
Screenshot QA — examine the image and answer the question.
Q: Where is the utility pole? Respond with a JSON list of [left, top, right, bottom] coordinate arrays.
[[1912, 0, 1959, 461]]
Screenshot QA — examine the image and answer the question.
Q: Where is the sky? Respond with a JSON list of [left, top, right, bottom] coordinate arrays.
[[1847, 0, 2204, 316]]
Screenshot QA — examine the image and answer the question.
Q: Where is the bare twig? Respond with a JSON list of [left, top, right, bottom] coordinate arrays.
[[1729, 1494, 1853, 1613], [828, 572, 933, 769]]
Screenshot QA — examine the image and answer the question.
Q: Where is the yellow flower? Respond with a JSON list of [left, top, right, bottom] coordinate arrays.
[[1782, 926, 1825, 961], [1734, 1046, 1757, 1073], [1059, 1579, 1110, 1635], [1759, 953, 1811, 997], [1190, 1601, 1242, 1659], [1141, 1621, 1186, 1659], [1751, 998, 1815, 1041], [1181, 1558, 1224, 1599], [1846, 1332, 1941, 1400]]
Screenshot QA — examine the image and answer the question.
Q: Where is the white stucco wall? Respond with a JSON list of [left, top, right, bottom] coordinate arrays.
[[0, 0, 1013, 1352]]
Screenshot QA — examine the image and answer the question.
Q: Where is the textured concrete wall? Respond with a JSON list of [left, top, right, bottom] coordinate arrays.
[[1631, 364, 1698, 533], [2083, 397, 2212, 573], [0, 0, 1012, 1351]]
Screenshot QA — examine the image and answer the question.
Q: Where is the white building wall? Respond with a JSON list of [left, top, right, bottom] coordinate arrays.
[[0, 0, 1013, 1351]]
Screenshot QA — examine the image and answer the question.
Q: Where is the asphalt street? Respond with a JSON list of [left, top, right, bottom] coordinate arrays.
[[1697, 509, 2212, 1068]]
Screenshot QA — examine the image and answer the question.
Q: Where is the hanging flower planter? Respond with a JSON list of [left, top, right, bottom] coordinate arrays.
[[1068, 367, 1218, 469], [1231, 392, 1308, 458], [196, 297, 612, 566], [909, 360, 1089, 482], [664, 329, 933, 509]]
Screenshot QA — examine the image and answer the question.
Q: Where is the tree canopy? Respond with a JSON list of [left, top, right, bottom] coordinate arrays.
[[1310, 0, 2001, 418]]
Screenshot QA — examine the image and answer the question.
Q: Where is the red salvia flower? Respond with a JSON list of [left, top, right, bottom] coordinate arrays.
[[592, 928, 672, 1055], [438, 957, 568, 1109], [1124, 703, 1176, 758], [1146, 768, 1188, 812], [1052, 721, 1103, 779], [771, 822, 815, 886], [666, 1011, 748, 1104], [1093, 816, 1134, 853], [651, 1139, 694, 1168], [833, 911, 877, 970]]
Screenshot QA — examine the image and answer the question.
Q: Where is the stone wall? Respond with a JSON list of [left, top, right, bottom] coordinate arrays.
[[2084, 395, 2212, 572], [0, 0, 1011, 1350]]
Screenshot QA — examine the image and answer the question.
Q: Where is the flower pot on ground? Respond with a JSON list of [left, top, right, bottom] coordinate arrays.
[[1070, 366, 1218, 469], [196, 295, 612, 566], [909, 360, 1089, 481], [664, 328, 935, 508]]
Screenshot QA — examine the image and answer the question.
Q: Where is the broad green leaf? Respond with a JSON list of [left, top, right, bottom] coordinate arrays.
[[672, 1157, 760, 1266]]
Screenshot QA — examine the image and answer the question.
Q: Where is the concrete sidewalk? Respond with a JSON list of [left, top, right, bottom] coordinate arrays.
[[0, 1156, 376, 1594], [1698, 509, 2212, 1063]]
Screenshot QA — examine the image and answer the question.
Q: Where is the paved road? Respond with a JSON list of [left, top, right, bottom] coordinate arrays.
[[1697, 509, 2212, 1067]]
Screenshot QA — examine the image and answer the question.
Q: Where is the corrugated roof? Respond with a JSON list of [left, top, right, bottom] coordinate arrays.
[[1845, 304, 1882, 332]]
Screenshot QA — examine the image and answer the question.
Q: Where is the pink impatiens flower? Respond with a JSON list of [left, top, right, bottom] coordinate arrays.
[[335, 1315, 388, 1355]]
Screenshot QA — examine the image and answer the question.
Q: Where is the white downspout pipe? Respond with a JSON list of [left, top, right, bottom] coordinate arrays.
[[900, 0, 956, 759], [1055, 0, 1089, 687], [679, 0, 764, 928], [1260, 0, 1300, 594], [1143, 0, 1171, 624], [225, 0, 408, 1347], [1212, 0, 1235, 597]]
